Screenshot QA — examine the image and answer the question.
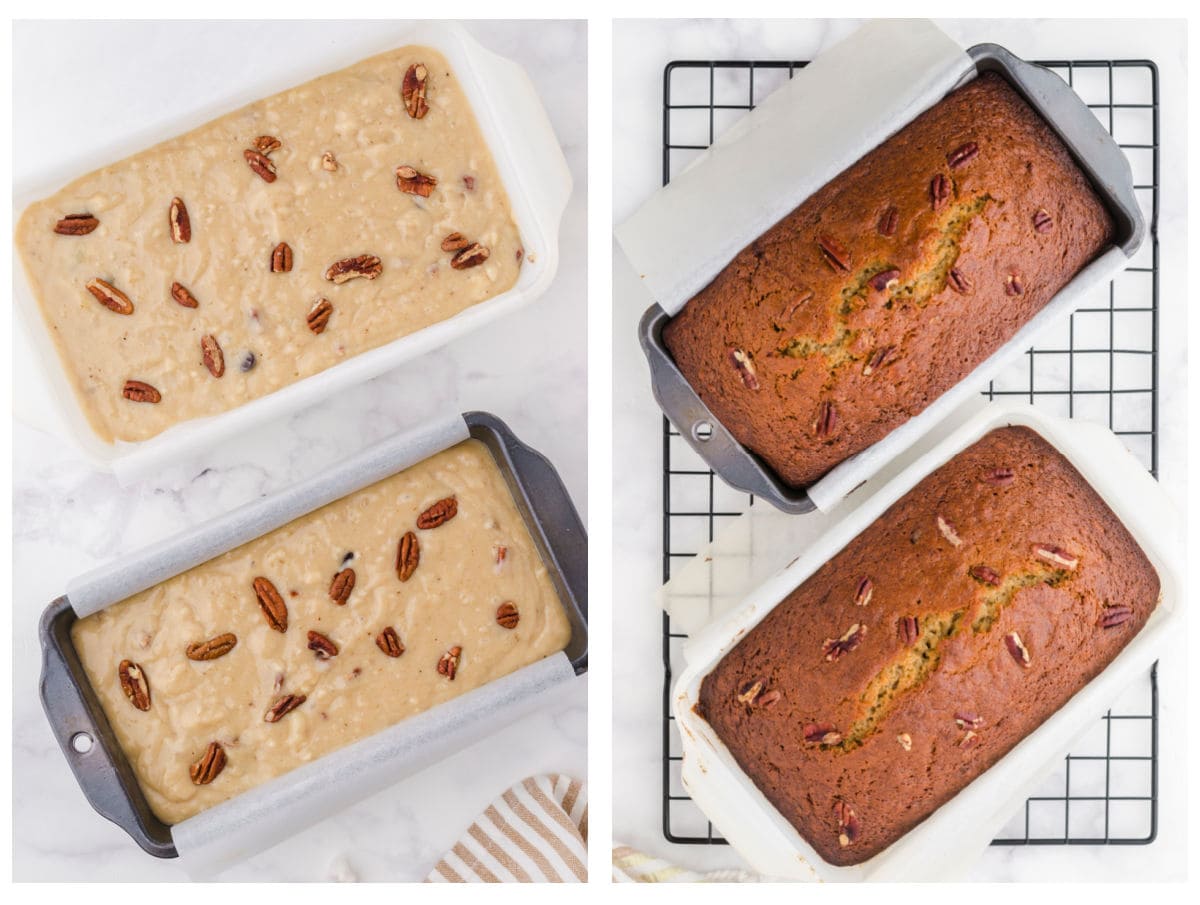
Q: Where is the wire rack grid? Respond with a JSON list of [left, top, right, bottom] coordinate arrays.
[[659, 58, 1161, 848]]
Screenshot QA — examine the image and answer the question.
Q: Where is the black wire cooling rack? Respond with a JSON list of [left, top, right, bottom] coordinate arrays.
[[660, 58, 1161, 848]]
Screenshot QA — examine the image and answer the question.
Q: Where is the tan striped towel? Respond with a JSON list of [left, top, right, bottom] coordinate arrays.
[[612, 845, 763, 882], [426, 774, 588, 882]]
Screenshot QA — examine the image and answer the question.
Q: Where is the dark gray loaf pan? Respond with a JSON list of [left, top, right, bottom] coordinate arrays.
[[39, 411, 588, 857], [639, 42, 1145, 513]]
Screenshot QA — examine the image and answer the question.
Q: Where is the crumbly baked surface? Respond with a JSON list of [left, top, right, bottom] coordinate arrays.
[[17, 46, 523, 443], [663, 73, 1114, 488], [697, 426, 1158, 866], [72, 439, 570, 824]]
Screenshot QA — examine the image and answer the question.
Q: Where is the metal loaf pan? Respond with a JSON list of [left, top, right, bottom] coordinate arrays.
[[38, 411, 587, 858], [639, 42, 1146, 514]]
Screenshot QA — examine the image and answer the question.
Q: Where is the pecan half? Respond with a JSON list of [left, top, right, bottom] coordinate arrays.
[[201, 335, 225, 378], [968, 564, 1001, 587], [817, 234, 850, 271], [779, 289, 814, 321], [417, 497, 458, 529], [757, 690, 782, 708], [396, 531, 420, 581], [86, 278, 134, 315], [307, 298, 333, 334], [833, 800, 860, 847], [186, 633, 237, 661], [396, 165, 437, 197], [171, 281, 199, 308], [898, 615, 920, 646], [853, 577, 874, 607], [376, 626, 405, 657], [728, 348, 760, 390], [1098, 604, 1134, 628], [868, 269, 900, 292], [189, 741, 227, 785], [244, 148, 277, 183], [496, 601, 520, 629], [118, 660, 151, 711], [437, 645, 462, 680], [329, 567, 355, 605], [736, 680, 764, 705], [325, 255, 383, 283], [1033, 209, 1054, 233], [264, 693, 306, 723], [897, 732, 913, 751], [823, 623, 866, 661], [814, 400, 837, 439], [937, 515, 963, 548], [983, 467, 1015, 486], [441, 232, 470, 253], [955, 711, 984, 730], [402, 62, 430, 119], [169, 196, 191, 244], [321, 151, 338, 172], [253, 135, 282, 155], [877, 206, 899, 237], [252, 576, 288, 632], [54, 213, 99, 235], [862, 345, 895, 377], [947, 142, 980, 169], [803, 723, 843, 745], [122, 380, 161, 403], [450, 243, 490, 270], [271, 242, 293, 273], [307, 630, 339, 660], [930, 173, 951, 210], [1005, 274, 1025, 296], [1005, 631, 1031, 668], [947, 267, 973, 294], [1032, 544, 1078, 571]]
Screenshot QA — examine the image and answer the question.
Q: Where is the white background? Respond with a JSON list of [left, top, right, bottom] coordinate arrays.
[[612, 18, 1188, 882], [11, 19, 588, 881]]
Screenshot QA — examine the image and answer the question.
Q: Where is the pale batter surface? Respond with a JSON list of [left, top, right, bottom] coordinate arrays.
[[71, 439, 570, 824], [17, 46, 523, 443]]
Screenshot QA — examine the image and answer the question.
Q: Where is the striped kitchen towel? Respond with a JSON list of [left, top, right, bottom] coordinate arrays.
[[426, 774, 588, 883]]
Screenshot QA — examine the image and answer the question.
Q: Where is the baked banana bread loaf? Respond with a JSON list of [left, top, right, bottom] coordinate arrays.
[[696, 426, 1158, 867], [663, 73, 1114, 488]]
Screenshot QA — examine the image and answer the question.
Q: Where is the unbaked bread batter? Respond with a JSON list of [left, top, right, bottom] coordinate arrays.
[[17, 46, 523, 443], [71, 440, 570, 824]]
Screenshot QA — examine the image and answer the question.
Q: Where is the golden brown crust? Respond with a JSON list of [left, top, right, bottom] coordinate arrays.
[[664, 73, 1114, 488], [697, 426, 1158, 866]]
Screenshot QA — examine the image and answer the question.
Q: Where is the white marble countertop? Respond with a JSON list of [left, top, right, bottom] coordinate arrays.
[[12, 19, 587, 881], [612, 18, 1187, 881]]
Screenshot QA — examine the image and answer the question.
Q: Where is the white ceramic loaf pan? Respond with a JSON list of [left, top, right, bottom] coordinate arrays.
[[671, 402, 1181, 881], [13, 21, 571, 478]]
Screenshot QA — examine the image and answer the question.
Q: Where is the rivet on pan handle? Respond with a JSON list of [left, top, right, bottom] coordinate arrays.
[[38, 597, 177, 858], [637, 305, 816, 514]]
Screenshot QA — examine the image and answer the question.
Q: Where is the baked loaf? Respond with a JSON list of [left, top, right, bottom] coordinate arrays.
[[663, 73, 1114, 488], [696, 426, 1158, 867]]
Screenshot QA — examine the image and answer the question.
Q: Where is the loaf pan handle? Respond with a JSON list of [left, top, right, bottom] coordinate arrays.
[[464, 412, 589, 674], [38, 597, 177, 858], [638, 305, 816, 514], [967, 43, 1146, 256]]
